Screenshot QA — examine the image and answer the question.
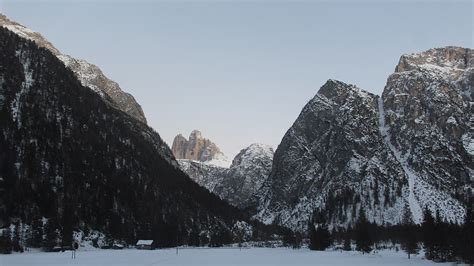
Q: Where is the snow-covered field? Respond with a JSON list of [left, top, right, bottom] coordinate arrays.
[[1, 248, 448, 266]]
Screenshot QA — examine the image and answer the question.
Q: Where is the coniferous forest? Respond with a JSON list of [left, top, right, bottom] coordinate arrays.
[[0, 4, 473, 266]]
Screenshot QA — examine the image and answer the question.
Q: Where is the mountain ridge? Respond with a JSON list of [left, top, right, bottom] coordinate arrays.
[[0, 13, 147, 124], [253, 47, 472, 231]]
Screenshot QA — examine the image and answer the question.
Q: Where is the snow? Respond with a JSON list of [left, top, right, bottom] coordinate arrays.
[[462, 133, 474, 156], [204, 153, 232, 168], [0, 248, 446, 266], [57, 55, 105, 98], [446, 116, 457, 125], [136, 240, 153, 245], [3, 24, 37, 41], [11, 49, 34, 129], [378, 97, 423, 224]]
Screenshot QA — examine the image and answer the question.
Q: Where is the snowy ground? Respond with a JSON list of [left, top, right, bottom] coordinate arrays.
[[0, 247, 449, 266]]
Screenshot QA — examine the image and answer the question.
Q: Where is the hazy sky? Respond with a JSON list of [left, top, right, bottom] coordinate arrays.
[[1, 0, 472, 159]]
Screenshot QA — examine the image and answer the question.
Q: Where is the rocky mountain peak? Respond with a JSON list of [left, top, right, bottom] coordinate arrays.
[[172, 130, 231, 168], [0, 13, 147, 124], [178, 142, 274, 209], [189, 130, 203, 140], [395, 47, 473, 78], [317, 79, 375, 106], [0, 14, 60, 55], [254, 47, 471, 232], [231, 143, 274, 168]]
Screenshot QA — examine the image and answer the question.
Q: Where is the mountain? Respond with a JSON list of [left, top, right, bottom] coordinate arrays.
[[179, 144, 274, 209], [0, 15, 256, 248], [255, 47, 472, 232], [172, 130, 231, 168], [178, 160, 228, 193], [214, 144, 274, 209], [0, 14, 147, 124]]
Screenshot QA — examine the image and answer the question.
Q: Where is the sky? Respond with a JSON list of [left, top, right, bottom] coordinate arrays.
[[0, 0, 472, 159]]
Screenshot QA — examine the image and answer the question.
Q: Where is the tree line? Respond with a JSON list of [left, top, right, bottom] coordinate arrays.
[[282, 202, 474, 264]]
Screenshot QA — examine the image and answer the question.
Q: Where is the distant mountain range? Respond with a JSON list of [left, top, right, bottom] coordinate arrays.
[[172, 130, 231, 168], [0, 12, 472, 246], [174, 48, 473, 233], [175, 139, 273, 209]]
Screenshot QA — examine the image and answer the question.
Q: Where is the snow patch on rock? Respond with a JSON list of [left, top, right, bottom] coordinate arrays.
[[11, 49, 34, 128], [377, 97, 423, 224]]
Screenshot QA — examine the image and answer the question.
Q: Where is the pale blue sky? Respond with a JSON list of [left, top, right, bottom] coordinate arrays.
[[1, 0, 472, 158]]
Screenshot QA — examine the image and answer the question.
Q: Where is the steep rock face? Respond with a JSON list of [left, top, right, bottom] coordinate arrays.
[[0, 14, 147, 124], [0, 26, 245, 246], [179, 144, 273, 209], [380, 47, 473, 222], [255, 48, 472, 232], [214, 144, 274, 208], [255, 80, 407, 231], [177, 160, 228, 192], [172, 130, 231, 168]]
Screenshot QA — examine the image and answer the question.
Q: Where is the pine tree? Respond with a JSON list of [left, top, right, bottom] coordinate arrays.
[[342, 226, 352, 251], [421, 207, 435, 260], [12, 221, 24, 252], [43, 218, 59, 251], [0, 228, 12, 254], [308, 218, 317, 250], [355, 207, 372, 254], [400, 204, 419, 259], [293, 233, 302, 249], [309, 210, 331, 251], [28, 217, 44, 248], [461, 198, 474, 263], [343, 234, 351, 251]]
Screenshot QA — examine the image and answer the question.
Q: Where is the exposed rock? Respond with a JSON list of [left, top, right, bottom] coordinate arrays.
[[381, 47, 473, 223], [254, 48, 473, 232], [172, 130, 231, 168], [177, 160, 228, 192], [215, 144, 274, 208], [0, 18, 249, 246], [0, 13, 147, 124], [255, 80, 407, 231], [178, 143, 274, 209]]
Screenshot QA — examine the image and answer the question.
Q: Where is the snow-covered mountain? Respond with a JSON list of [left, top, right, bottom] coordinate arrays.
[[179, 144, 274, 209], [0, 14, 260, 247], [172, 130, 231, 168], [215, 144, 274, 208], [255, 47, 472, 232], [0, 14, 147, 124]]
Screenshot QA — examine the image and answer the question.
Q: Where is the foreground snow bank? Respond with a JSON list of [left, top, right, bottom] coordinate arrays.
[[0, 248, 446, 266]]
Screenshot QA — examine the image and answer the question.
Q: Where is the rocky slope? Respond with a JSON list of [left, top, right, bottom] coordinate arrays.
[[0, 18, 253, 247], [179, 144, 274, 209], [215, 144, 274, 208], [178, 160, 228, 193], [0, 14, 147, 124], [255, 47, 472, 232], [172, 130, 231, 168], [381, 47, 473, 223]]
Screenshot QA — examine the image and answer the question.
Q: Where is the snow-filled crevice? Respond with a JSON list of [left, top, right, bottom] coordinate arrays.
[[377, 97, 423, 224], [11, 49, 34, 129]]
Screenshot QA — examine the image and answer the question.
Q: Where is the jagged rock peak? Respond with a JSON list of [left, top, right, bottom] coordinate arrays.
[[230, 143, 274, 168], [317, 79, 375, 103], [0, 13, 147, 124], [0, 14, 60, 55], [172, 130, 231, 168], [395, 47, 473, 76]]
